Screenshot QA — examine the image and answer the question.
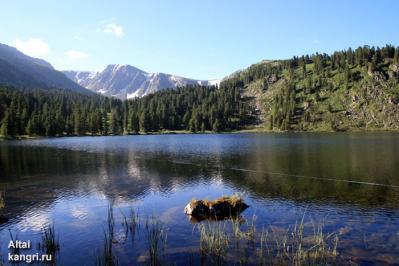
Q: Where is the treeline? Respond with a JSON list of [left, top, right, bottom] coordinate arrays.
[[0, 85, 252, 137], [220, 44, 399, 90]]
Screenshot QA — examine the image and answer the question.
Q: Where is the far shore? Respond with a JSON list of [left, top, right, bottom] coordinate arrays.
[[1, 126, 399, 141]]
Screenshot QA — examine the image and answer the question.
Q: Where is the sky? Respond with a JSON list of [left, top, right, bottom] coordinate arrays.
[[1, 0, 398, 80]]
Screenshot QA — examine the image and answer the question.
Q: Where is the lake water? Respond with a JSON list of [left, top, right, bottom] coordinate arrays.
[[0, 133, 399, 265]]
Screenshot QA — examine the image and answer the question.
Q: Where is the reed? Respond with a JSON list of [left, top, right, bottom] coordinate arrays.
[[253, 217, 339, 265], [145, 216, 167, 266], [121, 208, 139, 242], [200, 211, 339, 265], [96, 231, 118, 266], [199, 221, 229, 258], [107, 205, 115, 241], [39, 224, 60, 265], [96, 205, 118, 266], [26, 205, 340, 265], [8, 230, 20, 256]]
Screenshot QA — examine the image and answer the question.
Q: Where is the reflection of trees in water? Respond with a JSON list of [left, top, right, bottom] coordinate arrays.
[[1, 139, 399, 223], [221, 168, 399, 208], [0, 146, 219, 221]]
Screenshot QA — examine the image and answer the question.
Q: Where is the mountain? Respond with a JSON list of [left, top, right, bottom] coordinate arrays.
[[63, 64, 220, 99], [220, 44, 399, 131], [0, 43, 91, 94]]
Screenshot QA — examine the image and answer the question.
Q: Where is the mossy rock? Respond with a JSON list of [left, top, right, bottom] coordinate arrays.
[[184, 195, 249, 221]]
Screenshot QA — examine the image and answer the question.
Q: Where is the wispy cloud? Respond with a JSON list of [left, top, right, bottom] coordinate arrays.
[[102, 23, 124, 37], [13, 38, 49, 57], [313, 39, 320, 44], [65, 50, 88, 59]]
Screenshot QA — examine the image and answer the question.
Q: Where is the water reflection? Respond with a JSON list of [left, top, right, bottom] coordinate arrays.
[[0, 133, 399, 264]]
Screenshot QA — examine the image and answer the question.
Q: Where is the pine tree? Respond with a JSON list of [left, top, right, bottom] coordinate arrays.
[[26, 118, 36, 136], [110, 109, 121, 135], [0, 111, 11, 137], [129, 113, 140, 133], [201, 122, 206, 132], [302, 63, 306, 78], [212, 119, 221, 132], [394, 48, 399, 65], [139, 112, 149, 133]]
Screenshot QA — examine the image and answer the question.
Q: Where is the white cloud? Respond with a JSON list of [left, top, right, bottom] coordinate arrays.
[[13, 38, 49, 57], [102, 23, 124, 37], [313, 39, 320, 44], [65, 50, 88, 59]]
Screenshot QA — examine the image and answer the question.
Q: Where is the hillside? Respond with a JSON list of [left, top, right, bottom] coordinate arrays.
[[1, 45, 399, 138], [220, 45, 399, 131], [0, 43, 91, 94]]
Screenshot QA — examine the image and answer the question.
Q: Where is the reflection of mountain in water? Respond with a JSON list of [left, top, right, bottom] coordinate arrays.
[[1, 136, 399, 225]]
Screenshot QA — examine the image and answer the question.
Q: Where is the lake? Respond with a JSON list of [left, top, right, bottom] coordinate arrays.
[[1, 133, 399, 265]]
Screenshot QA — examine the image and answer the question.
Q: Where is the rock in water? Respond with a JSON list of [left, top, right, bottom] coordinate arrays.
[[184, 196, 249, 221], [184, 200, 209, 217]]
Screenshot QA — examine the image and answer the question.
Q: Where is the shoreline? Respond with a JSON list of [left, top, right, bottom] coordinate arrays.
[[1, 127, 399, 140]]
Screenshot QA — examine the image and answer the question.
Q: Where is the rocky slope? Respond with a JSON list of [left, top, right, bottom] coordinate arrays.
[[220, 46, 399, 131]]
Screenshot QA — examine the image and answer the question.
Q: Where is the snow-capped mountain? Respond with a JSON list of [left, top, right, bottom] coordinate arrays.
[[63, 64, 220, 99]]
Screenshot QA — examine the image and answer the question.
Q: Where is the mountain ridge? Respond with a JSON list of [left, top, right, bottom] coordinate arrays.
[[0, 43, 91, 94], [63, 64, 221, 99]]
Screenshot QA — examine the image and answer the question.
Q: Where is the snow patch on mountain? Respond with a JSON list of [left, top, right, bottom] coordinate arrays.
[[63, 64, 220, 99]]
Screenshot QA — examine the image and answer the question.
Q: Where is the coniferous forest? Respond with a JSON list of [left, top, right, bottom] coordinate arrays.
[[1, 44, 399, 137], [0, 85, 252, 137], [221, 44, 399, 131]]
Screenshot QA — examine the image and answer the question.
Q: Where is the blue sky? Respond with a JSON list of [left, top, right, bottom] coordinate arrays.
[[1, 0, 398, 79]]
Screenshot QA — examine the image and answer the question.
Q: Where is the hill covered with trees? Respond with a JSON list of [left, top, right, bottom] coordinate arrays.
[[1, 44, 399, 138], [220, 44, 399, 131], [0, 85, 253, 137]]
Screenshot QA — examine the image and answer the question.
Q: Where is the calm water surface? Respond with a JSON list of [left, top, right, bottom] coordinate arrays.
[[0, 133, 399, 265]]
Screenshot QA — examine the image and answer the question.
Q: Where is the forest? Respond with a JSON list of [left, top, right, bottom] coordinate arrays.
[[0, 85, 253, 137], [1, 44, 399, 137], [221, 44, 399, 131]]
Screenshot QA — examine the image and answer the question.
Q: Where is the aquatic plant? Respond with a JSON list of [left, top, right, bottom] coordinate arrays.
[[96, 231, 118, 266], [197, 211, 339, 265], [199, 221, 229, 257], [193, 194, 247, 210], [38, 224, 60, 265], [253, 216, 339, 265], [25, 205, 340, 265], [107, 205, 115, 241], [96, 205, 118, 266], [145, 216, 168, 266], [8, 230, 20, 256], [121, 208, 139, 242]]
